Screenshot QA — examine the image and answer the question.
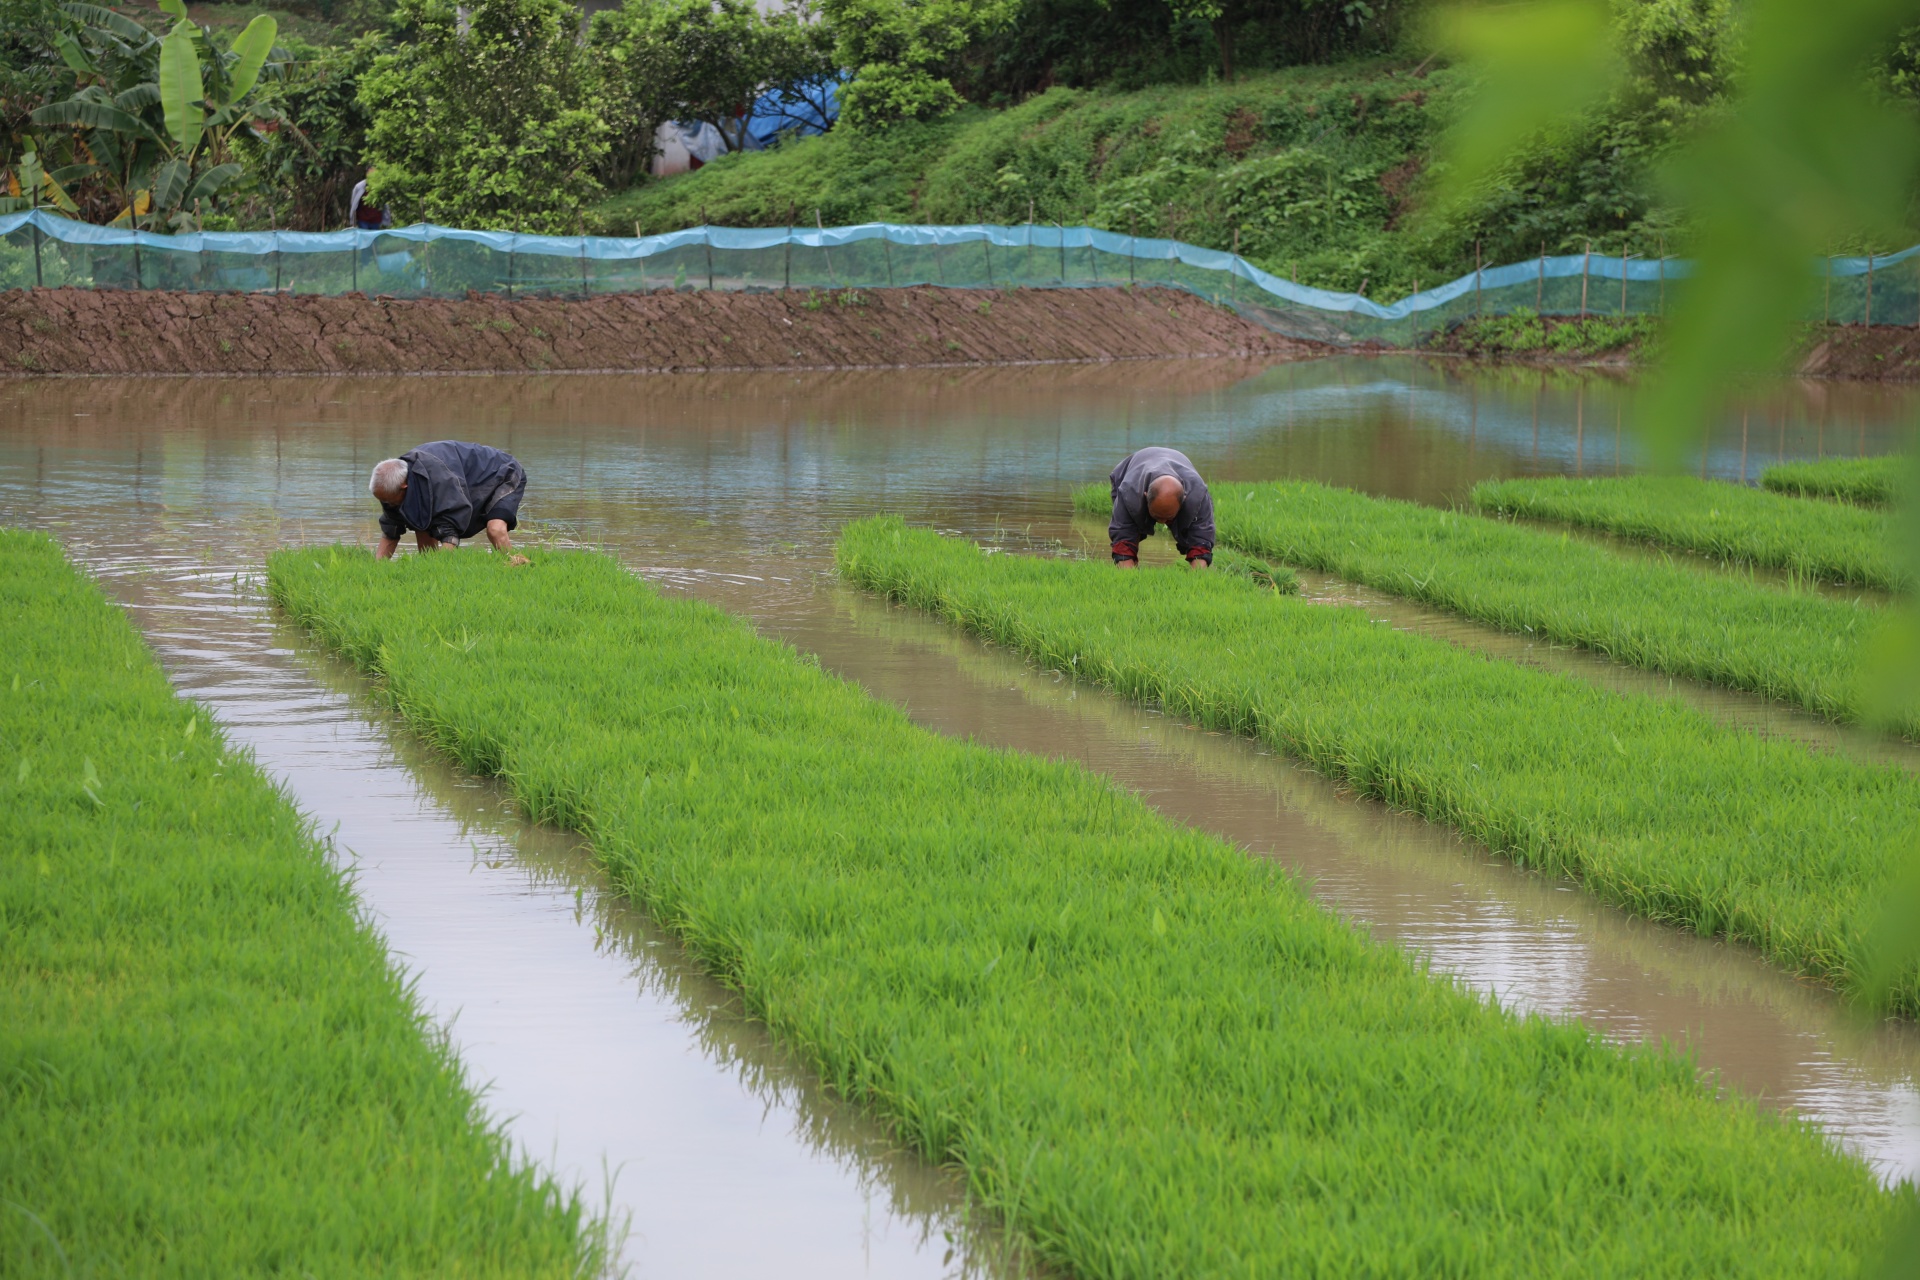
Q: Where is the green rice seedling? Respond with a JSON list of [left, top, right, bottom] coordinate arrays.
[[837, 516, 1920, 1019], [0, 530, 608, 1277], [1470, 474, 1898, 590], [265, 542, 1906, 1278], [1212, 544, 1299, 592], [1074, 479, 1898, 733], [1762, 455, 1907, 506]]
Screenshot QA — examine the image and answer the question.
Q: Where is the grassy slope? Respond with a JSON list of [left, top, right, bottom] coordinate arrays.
[[266, 543, 1898, 1277], [1763, 454, 1908, 506], [838, 517, 1920, 1016], [1074, 480, 1895, 733], [1471, 474, 1899, 590], [0, 530, 604, 1276], [592, 60, 1460, 298]]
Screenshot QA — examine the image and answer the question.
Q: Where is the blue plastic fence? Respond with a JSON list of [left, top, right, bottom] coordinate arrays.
[[3, 209, 1913, 346]]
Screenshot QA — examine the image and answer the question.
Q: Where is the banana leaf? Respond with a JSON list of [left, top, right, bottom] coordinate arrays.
[[31, 98, 163, 143], [224, 15, 277, 103], [184, 162, 243, 204], [62, 4, 158, 46], [114, 83, 162, 112], [150, 156, 190, 212], [158, 25, 204, 154], [53, 31, 95, 74]]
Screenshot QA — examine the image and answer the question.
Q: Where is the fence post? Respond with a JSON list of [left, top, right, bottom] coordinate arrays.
[[637, 222, 649, 293], [1536, 242, 1544, 311], [351, 228, 358, 293], [784, 203, 793, 292], [983, 225, 993, 288], [1620, 254, 1630, 316], [1057, 222, 1067, 285], [1866, 252, 1874, 326], [1474, 239, 1482, 318], [1088, 226, 1098, 283], [1128, 212, 1136, 285], [507, 227, 516, 299], [28, 183, 45, 288], [1580, 240, 1590, 318], [1029, 199, 1037, 284], [703, 206, 715, 292], [1229, 227, 1238, 305], [816, 208, 833, 288], [883, 230, 894, 287]]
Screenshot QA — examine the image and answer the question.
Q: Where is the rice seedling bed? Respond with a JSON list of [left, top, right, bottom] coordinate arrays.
[[1075, 479, 1896, 733], [266, 544, 1900, 1277], [837, 516, 1920, 1020], [1762, 455, 1905, 506], [1470, 475, 1898, 591], [0, 531, 606, 1276]]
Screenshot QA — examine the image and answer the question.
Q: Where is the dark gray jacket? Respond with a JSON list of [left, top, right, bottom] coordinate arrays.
[[1107, 446, 1215, 554], [378, 440, 522, 542]]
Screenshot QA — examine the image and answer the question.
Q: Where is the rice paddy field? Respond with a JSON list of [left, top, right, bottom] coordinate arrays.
[[1763, 454, 1907, 505], [266, 543, 1900, 1277], [1470, 474, 1900, 590], [4, 357, 1920, 1273], [0, 531, 607, 1275], [1070, 478, 1901, 733]]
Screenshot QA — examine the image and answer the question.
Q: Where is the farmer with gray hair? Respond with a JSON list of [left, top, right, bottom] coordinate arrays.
[[369, 440, 527, 561], [1105, 445, 1214, 569]]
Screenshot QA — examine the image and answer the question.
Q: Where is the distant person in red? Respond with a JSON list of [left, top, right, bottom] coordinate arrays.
[[347, 165, 392, 231], [1105, 446, 1214, 569], [370, 441, 527, 562]]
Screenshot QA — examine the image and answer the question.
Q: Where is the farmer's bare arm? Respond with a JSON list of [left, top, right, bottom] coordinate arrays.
[[376, 536, 400, 559]]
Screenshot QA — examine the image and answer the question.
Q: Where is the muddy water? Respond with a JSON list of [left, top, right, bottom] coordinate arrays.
[[3, 355, 1916, 1221]]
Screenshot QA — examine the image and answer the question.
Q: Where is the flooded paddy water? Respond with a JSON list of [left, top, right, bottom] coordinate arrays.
[[4, 354, 1918, 1267]]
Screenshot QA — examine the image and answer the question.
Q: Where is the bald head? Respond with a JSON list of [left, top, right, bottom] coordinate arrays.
[[1146, 474, 1185, 523], [370, 458, 408, 505]]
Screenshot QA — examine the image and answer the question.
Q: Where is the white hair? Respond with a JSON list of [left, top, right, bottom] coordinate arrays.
[[369, 458, 408, 496]]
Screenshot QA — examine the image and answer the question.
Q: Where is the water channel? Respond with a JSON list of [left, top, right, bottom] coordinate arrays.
[[3, 354, 1916, 1272]]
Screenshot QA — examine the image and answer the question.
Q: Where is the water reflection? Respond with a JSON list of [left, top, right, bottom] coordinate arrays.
[[2, 357, 1916, 1200]]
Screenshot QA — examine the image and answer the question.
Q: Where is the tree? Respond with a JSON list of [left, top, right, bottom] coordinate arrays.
[[590, 0, 838, 189], [25, 0, 286, 229], [358, 0, 608, 232], [819, 0, 1017, 128], [239, 35, 382, 231]]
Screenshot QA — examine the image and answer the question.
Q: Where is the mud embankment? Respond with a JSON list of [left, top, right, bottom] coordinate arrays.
[[0, 285, 1317, 377], [1794, 325, 1920, 381]]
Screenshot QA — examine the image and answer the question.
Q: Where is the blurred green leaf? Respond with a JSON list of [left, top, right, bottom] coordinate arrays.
[[1427, 0, 1619, 219]]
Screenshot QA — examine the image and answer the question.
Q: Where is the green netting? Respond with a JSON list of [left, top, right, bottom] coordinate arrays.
[[3, 211, 1915, 347]]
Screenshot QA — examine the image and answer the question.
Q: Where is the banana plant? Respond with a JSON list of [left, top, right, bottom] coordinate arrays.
[[28, 0, 286, 230]]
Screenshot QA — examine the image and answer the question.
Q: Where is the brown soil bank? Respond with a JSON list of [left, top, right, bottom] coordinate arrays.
[[1795, 324, 1920, 381], [0, 285, 1315, 377]]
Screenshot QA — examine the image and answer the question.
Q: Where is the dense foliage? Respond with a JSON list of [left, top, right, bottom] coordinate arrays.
[[0, 0, 1911, 296], [270, 541, 1897, 1278], [358, 0, 607, 231]]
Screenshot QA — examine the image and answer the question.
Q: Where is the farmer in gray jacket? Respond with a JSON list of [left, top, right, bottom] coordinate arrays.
[[370, 440, 527, 561], [1106, 446, 1214, 569]]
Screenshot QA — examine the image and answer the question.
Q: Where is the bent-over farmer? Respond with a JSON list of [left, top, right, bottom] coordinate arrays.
[[370, 440, 527, 560], [1106, 446, 1214, 569]]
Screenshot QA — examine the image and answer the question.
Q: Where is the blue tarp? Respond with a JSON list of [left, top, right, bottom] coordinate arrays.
[[745, 76, 841, 150]]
